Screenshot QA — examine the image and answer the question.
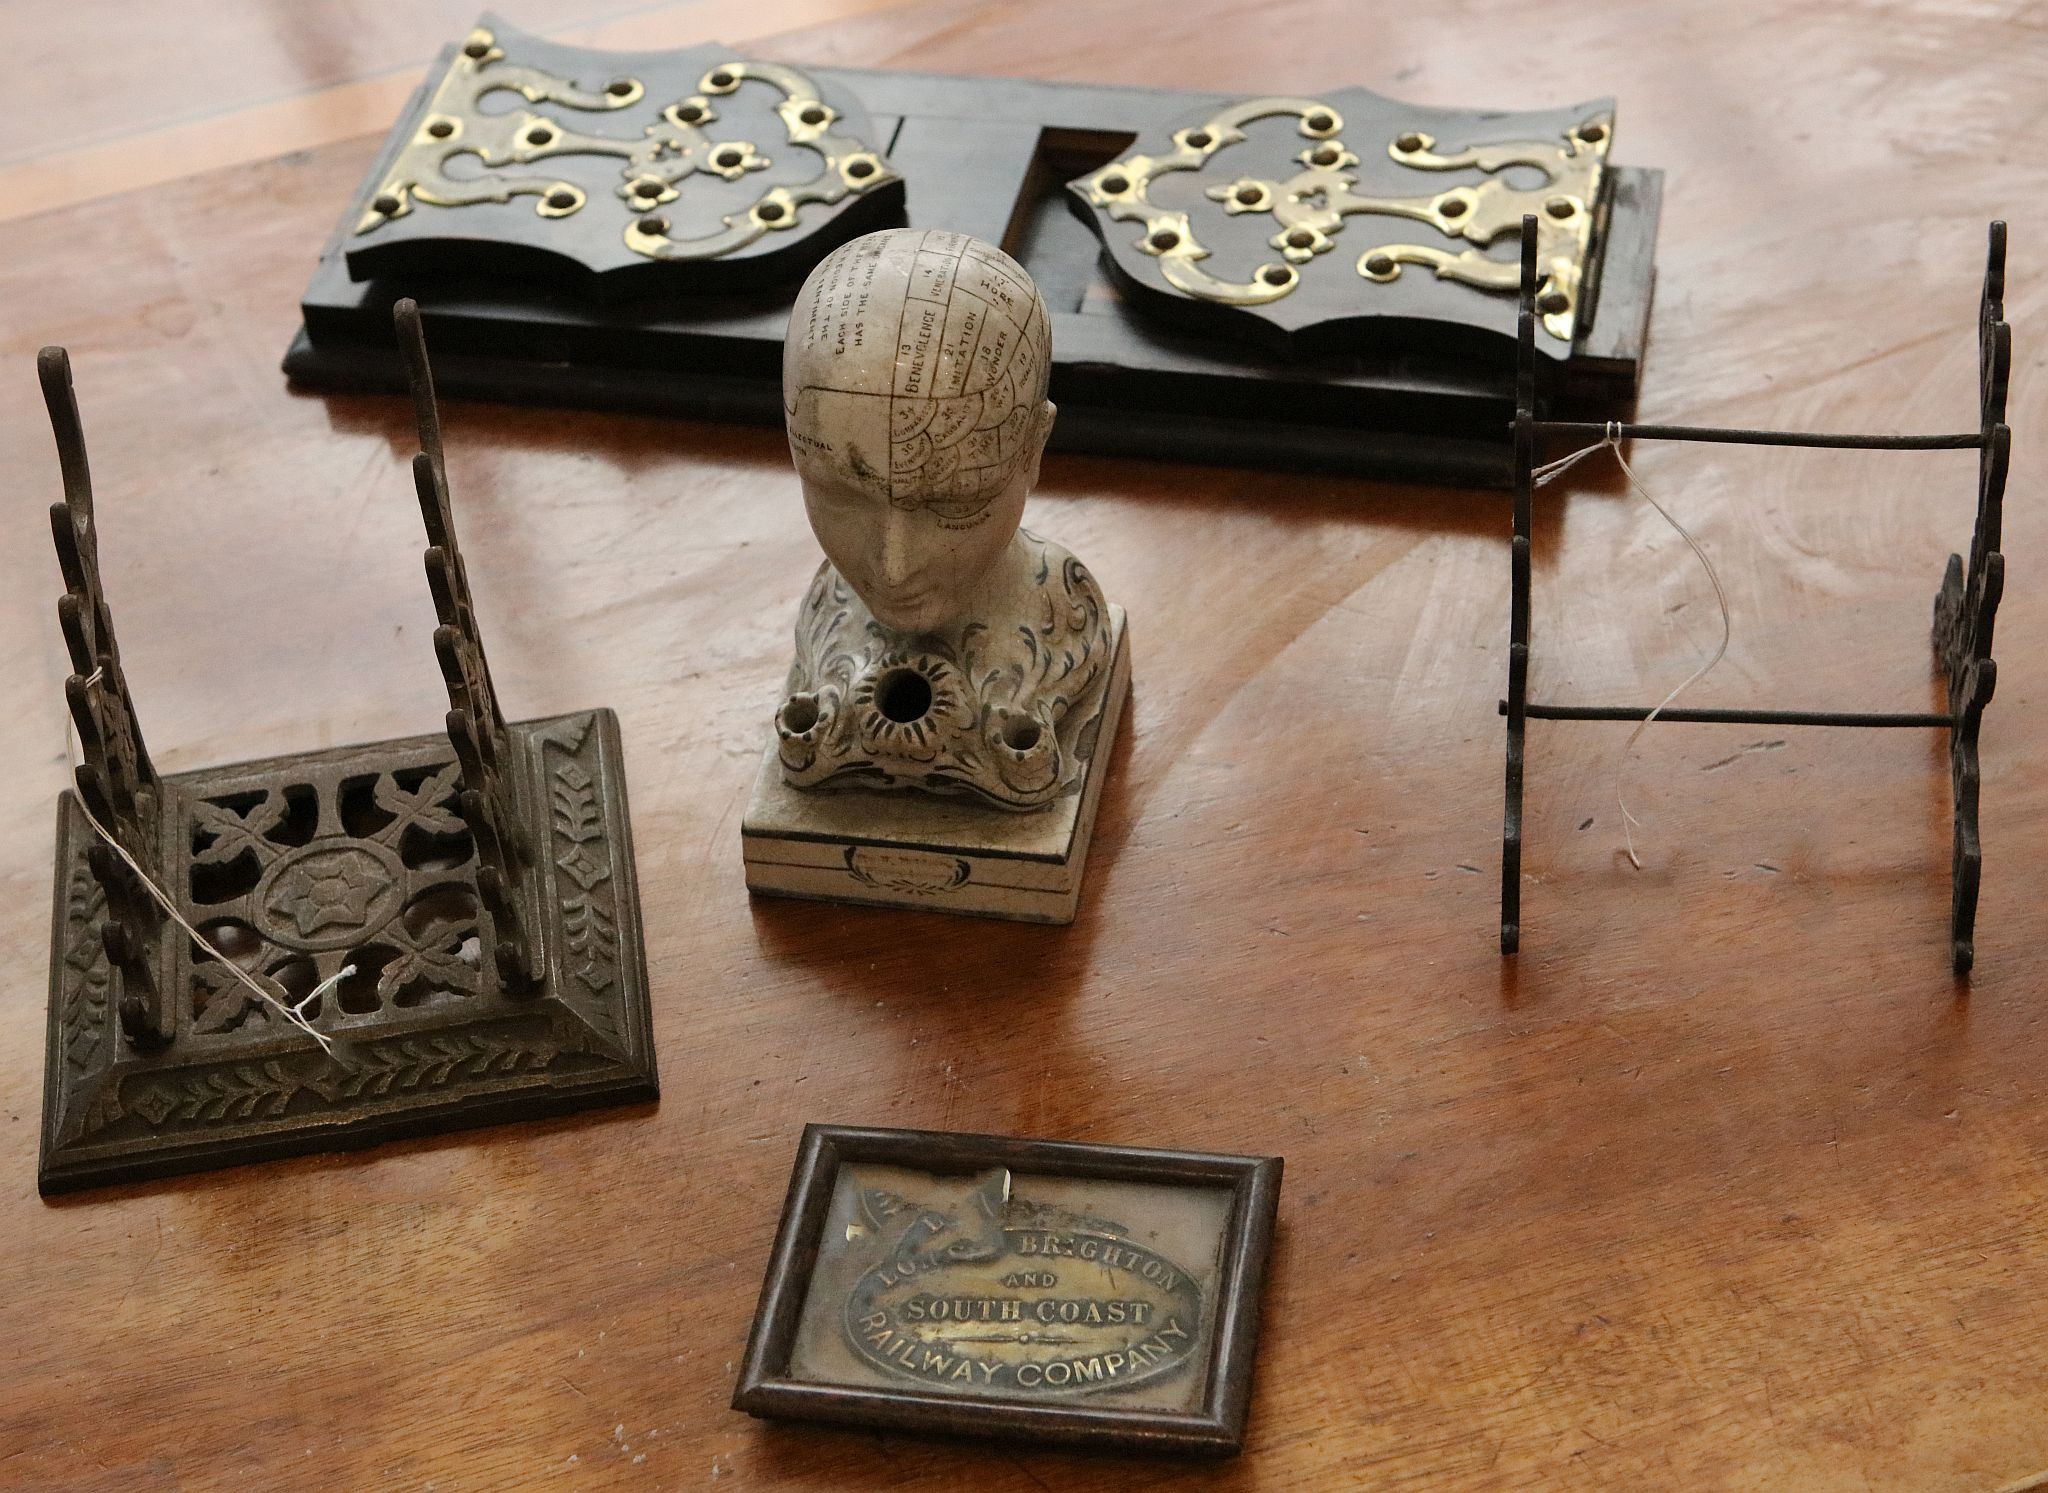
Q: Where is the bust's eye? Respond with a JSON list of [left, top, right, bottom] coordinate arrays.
[[828, 480, 886, 510]]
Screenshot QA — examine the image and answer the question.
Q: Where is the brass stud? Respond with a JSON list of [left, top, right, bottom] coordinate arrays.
[[1261, 265, 1292, 287], [1538, 289, 1571, 315], [799, 105, 827, 125], [1100, 173, 1128, 194], [758, 200, 785, 222], [1185, 131, 1211, 150], [1441, 198, 1468, 218], [638, 214, 668, 235], [526, 127, 553, 147], [545, 189, 576, 210], [1235, 184, 1263, 205], [462, 39, 490, 59], [847, 158, 875, 180], [1395, 132, 1425, 153], [1545, 197, 1576, 219], [372, 193, 402, 216], [1149, 228, 1180, 252], [1365, 253, 1395, 276], [426, 120, 455, 139], [1286, 229, 1315, 249], [1580, 122, 1606, 143]]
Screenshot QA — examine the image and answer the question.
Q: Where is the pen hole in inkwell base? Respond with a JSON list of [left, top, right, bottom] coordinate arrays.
[[780, 694, 820, 734], [1002, 717, 1042, 752], [875, 668, 933, 725]]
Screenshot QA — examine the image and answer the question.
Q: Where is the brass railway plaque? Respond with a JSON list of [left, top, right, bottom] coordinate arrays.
[[734, 1126, 1282, 1455], [838, 1169, 1208, 1400]]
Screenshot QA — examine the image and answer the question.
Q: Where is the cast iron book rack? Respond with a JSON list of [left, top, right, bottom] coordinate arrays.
[[1500, 217, 2008, 973], [38, 302, 655, 1194]]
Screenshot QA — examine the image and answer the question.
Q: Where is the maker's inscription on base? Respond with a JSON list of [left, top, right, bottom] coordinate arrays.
[[789, 1164, 1232, 1411]]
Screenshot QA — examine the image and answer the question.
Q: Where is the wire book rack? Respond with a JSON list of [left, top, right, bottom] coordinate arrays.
[[1500, 217, 2009, 973]]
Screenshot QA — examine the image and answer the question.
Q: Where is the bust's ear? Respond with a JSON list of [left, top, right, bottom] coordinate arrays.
[[1023, 398, 1056, 490]]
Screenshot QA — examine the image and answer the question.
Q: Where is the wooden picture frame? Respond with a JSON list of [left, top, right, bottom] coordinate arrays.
[[732, 1124, 1282, 1456]]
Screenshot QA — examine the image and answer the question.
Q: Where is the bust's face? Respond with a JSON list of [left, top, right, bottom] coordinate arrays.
[[782, 229, 1057, 634], [790, 390, 1047, 634]]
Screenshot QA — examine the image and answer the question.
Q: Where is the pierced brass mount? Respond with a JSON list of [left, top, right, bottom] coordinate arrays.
[[356, 27, 897, 262], [1075, 97, 1612, 341]]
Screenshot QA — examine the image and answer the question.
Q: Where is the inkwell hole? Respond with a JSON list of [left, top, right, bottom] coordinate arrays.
[[876, 668, 933, 724], [780, 694, 819, 734], [1003, 717, 1043, 752]]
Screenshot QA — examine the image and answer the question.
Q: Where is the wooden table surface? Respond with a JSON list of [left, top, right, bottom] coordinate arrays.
[[2, 2, 2044, 1488]]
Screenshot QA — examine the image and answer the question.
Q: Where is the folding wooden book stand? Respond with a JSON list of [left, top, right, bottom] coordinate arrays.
[[1500, 218, 2009, 974], [39, 302, 656, 1194]]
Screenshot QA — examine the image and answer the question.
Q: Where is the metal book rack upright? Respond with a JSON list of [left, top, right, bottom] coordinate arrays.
[[1500, 217, 2009, 973], [38, 301, 657, 1194]]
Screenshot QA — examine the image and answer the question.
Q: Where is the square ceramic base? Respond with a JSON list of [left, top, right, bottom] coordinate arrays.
[[40, 709, 656, 1194], [742, 610, 1129, 925]]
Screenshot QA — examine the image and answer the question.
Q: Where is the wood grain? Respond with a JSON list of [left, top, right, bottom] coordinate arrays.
[[1, 1, 2045, 1488]]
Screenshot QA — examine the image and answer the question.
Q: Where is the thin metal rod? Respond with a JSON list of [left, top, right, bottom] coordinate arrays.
[[1534, 420, 1981, 451], [1501, 702, 1954, 728]]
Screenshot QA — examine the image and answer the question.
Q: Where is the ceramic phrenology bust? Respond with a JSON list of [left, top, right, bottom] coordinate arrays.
[[740, 228, 1131, 922]]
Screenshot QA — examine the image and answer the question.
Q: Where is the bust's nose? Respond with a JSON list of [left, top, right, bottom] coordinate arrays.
[[876, 507, 922, 591]]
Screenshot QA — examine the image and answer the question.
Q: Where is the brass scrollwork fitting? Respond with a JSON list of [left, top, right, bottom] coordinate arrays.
[[356, 32, 897, 264], [1076, 96, 1613, 339]]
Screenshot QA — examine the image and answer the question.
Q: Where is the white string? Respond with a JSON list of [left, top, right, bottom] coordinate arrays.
[[1534, 423, 1732, 869], [66, 669, 344, 1057]]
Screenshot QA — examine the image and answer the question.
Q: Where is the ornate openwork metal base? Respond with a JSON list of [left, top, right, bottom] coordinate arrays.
[[41, 714, 652, 1194], [35, 298, 656, 1194]]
